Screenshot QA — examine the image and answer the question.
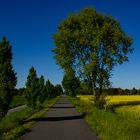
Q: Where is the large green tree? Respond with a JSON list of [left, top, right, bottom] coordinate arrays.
[[0, 37, 17, 119], [53, 7, 133, 99], [25, 67, 39, 109]]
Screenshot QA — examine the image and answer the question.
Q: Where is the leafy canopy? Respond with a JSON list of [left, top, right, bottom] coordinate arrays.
[[53, 7, 133, 96]]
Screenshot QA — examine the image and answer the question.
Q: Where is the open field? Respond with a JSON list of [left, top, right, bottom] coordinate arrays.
[[115, 105, 140, 119], [77, 95, 140, 117], [77, 95, 140, 105]]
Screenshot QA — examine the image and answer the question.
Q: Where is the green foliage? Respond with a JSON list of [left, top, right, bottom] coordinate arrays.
[[94, 95, 107, 109], [132, 87, 137, 95], [78, 81, 93, 95], [10, 95, 26, 108], [103, 88, 140, 95], [0, 97, 58, 139], [62, 71, 80, 96], [53, 7, 133, 108], [37, 75, 46, 103], [45, 80, 55, 99], [54, 84, 63, 96], [70, 97, 140, 140], [25, 67, 39, 109], [25, 67, 58, 109], [0, 37, 17, 119], [18, 88, 25, 95], [0, 108, 33, 136]]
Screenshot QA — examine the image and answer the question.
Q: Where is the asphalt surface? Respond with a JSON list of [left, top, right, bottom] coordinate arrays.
[[21, 95, 98, 140], [7, 105, 26, 115]]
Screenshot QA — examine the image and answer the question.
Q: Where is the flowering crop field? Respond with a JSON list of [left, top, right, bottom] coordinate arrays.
[[115, 105, 140, 119], [77, 95, 140, 105], [77, 95, 140, 118]]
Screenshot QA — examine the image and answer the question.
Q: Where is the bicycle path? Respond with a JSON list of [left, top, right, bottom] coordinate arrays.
[[21, 95, 98, 140]]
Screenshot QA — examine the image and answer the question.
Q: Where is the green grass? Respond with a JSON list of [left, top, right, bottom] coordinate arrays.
[[115, 105, 140, 119], [10, 95, 26, 108], [0, 97, 59, 140], [69, 97, 140, 140]]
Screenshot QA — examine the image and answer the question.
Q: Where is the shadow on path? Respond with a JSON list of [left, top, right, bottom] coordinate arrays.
[[21, 95, 98, 140], [55, 103, 71, 104], [25, 114, 85, 122], [50, 106, 74, 109]]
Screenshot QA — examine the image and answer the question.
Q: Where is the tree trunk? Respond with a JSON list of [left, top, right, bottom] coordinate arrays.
[[92, 80, 96, 95], [99, 83, 103, 96], [91, 71, 96, 96]]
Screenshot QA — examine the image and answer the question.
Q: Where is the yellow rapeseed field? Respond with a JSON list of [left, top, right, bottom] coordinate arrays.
[[77, 95, 140, 117], [116, 105, 140, 113], [77, 95, 140, 105]]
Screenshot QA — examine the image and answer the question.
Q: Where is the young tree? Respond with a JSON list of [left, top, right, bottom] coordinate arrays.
[[45, 80, 55, 99], [53, 7, 133, 106], [38, 75, 46, 103], [25, 67, 39, 109], [0, 37, 17, 119]]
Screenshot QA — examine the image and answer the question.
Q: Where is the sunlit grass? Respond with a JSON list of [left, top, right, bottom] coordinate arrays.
[[69, 96, 140, 140], [0, 97, 58, 140], [115, 105, 140, 119], [77, 95, 140, 118]]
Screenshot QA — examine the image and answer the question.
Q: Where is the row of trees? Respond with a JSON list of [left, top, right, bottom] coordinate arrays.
[[53, 7, 133, 107], [0, 37, 63, 120], [103, 88, 140, 95], [25, 67, 63, 109], [61, 74, 140, 96]]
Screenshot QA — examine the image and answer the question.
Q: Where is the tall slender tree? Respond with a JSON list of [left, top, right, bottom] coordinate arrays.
[[0, 37, 17, 119], [38, 75, 45, 103], [46, 80, 55, 99], [25, 67, 39, 109]]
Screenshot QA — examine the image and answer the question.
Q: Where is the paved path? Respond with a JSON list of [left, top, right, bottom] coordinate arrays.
[[21, 95, 98, 140], [7, 105, 26, 115]]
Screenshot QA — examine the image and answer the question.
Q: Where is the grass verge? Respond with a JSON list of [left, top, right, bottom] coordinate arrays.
[[0, 97, 59, 140], [10, 95, 26, 108], [69, 97, 140, 140]]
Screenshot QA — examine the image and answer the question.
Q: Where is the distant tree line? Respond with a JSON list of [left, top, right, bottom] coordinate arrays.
[[61, 76, 140, 96], [103, 87, 140, 95]]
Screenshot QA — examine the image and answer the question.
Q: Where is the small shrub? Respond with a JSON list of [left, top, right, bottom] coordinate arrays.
[[94, 95, 107, 109]]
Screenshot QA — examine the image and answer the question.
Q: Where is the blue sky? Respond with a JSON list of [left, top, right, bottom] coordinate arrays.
[[0, 0, 140, 89]]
